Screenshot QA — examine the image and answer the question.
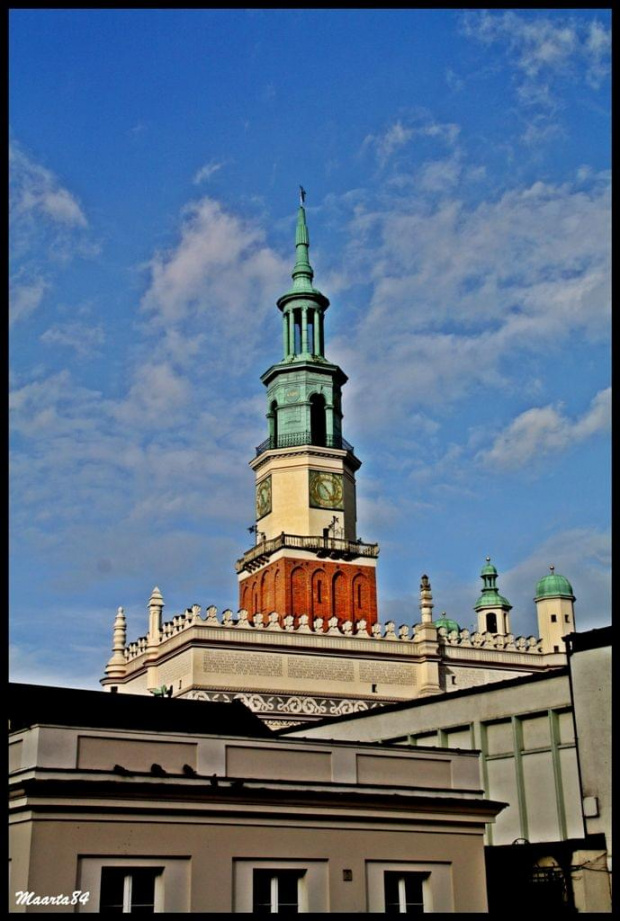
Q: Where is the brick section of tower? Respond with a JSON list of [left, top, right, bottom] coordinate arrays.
[[239, 557, 378, 628]]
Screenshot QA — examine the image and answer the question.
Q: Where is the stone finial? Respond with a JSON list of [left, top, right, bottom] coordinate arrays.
[[105, 606, 128, 678], [113, 606, 126, 649], [356, 618, 369, 637], [297, 614, 311, 632], [149, 586, 164, 607], [148, 587, 164, 644], [419, 573, 434, 624]]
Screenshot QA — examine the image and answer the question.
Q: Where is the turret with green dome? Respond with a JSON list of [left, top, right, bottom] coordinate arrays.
[[534, 565, 576, 655], [474, 557, 512, 635], [535, 566, 575, 601]]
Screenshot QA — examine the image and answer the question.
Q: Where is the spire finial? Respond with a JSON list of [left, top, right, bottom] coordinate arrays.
[[486, 555, 491, 562], [299, 184, 306, 205], [550, 564, 555, 573]]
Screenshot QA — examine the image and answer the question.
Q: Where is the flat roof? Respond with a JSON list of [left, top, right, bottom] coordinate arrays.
[[9, 683, 274, 738]]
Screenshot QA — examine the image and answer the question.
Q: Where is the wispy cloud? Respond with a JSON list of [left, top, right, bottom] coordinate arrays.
[[363, 116, 460, 167], [462, 11, 610, 86], [10, 140, 87, 228], [461, 11, 610, 145], [9, 139, 94, 326], [9, 276, 49, 326], [40, 321, 106, 358], [139, 196, 287, 373], [329, 171, 610, 434], [480, 388, 611, 470], [193, 160, 225, 184]]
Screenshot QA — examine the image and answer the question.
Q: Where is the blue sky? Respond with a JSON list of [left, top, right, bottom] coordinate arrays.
[[9, 9, 611, 688]]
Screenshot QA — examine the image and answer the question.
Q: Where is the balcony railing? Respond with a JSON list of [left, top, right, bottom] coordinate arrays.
[[255, 431, 354, 457], [236, 532, 379, 573]]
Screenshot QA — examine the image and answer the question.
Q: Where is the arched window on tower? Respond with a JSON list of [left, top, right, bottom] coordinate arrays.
[[486, 612, 498, 633], [310, 393, 327, 447]]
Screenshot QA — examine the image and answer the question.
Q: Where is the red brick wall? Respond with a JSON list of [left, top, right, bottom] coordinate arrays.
[[239, 556, 378, 627]]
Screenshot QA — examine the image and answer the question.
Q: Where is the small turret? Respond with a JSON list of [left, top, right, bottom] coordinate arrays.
[[535, 565, 576, 654], [474, 557, 512, 635]]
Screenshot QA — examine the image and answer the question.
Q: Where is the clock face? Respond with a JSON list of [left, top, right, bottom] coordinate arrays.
[[309, 471, 344, 510], [256, 476, 272, 520], [284, 387, 300, 403]]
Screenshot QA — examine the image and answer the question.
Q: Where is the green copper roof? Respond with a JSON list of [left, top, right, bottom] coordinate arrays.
[[436, 614, 461, 634], [474, 557, 512, 611], [535, 566, 575, 601], [277, 200, 329, 308]]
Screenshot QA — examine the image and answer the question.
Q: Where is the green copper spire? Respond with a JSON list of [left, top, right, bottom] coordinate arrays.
[[277, 189, 329, 308], [290, 204, 314, 292], [256, 190, 351, 458]]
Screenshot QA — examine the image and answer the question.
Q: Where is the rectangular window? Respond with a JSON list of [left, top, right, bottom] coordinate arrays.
[[366, 863, 451, 913], [564, 615, 570, 623], [253, 869, 305, 913], [384, 871, 427, 914], [550, 615, 557, 623], [100, 867, 161, 913]]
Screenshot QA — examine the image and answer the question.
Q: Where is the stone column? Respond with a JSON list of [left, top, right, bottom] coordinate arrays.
[[301, 306, 309, 354], [283, 312, 289, 358], [313, 309, 321, 355], [288, 309, 295, 357]]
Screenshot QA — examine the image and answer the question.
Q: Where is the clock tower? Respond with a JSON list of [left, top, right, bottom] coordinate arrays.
[[236, 197, 379, 628]]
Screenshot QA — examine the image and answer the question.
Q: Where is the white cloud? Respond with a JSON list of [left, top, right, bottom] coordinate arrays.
[[363, 120, 414, 166], [461, 12, 609, 149], [9, 277, 48, 326], [10, 141, 87, 227], [329, 172, 610, 431], [193, 160, 225, 184], [481, 387, 611, 470], [140, 196, 285, 327], [9, 140, 94, 326], [112, 362, 192, 428], [363, 117, 460, 167], [40, 321, 106, 357]]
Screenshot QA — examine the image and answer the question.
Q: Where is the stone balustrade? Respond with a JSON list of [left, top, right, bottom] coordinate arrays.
[[122, 605, 544, 662]]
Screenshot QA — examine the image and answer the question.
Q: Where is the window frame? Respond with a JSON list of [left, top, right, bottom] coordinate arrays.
[[233, 859, 328, 913], [366, 861, 453, 914], [77, 857, 190, 913]]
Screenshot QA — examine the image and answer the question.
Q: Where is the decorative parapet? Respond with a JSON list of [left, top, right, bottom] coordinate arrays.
[[437, 626, 543, 653], [121, 603, 545, 663]]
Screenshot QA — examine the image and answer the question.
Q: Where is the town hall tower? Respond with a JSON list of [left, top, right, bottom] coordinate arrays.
[[235, 199, 379, 627]]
